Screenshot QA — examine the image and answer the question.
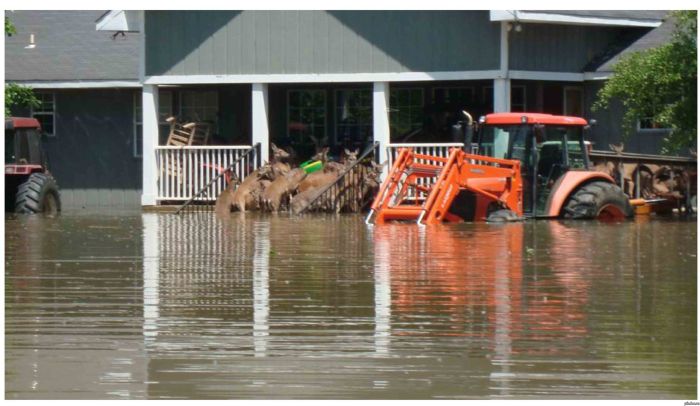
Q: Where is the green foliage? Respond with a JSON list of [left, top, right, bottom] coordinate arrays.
[[593, 10, 697, 154], [5, 15, 39, 116], [5, 16, 16, 36], [5, 83, 40, 116]]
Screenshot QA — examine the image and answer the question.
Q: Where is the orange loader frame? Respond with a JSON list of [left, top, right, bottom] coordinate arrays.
[[367, 147, 522, 225]]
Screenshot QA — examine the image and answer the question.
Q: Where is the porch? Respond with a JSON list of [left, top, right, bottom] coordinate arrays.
[[142, 79, 589, 206]]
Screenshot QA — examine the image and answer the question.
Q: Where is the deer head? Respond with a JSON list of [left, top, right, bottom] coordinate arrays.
[[257, 162, 275, 179], [311, 146, 330, 163], [271, 143, 291, 161], [343, 148, 360, 165], [609, 143, 624, 155]]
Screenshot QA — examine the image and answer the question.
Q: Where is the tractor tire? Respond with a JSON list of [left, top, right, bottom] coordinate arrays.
[[563, 180, 633, 220], [15, 173, 61, 215], [487, 209, 523, 223]]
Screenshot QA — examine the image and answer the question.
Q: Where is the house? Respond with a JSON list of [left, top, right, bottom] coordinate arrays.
[[5, 10, 143, 209], [8, 10, 675, 209]]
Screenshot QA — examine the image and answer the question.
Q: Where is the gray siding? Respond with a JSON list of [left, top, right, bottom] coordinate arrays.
[[584, 81, 668, 154], [145, 11, 501, 76], [509, 24, 640, 72], [5, 10, 139, 81], [37, 89, 141, 209]]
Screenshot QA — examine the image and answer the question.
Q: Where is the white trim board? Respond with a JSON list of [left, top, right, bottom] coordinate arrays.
[[490, 10, 662, 27], [509, 71, 611, 82], [96, 10, 140, 32], [10, 81, 141, 89], [143, 71, 504, 85]]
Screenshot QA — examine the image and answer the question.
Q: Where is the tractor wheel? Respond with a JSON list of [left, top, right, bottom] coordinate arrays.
[[563, 180, 633, 220], [15, 173, 61, 215], [487, 209, 522, 223]]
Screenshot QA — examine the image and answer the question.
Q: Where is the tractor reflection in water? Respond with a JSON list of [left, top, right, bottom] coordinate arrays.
[[373, 221, 594, 358]]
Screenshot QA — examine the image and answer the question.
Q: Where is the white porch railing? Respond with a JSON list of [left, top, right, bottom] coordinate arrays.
[[386, 143, 465, 200], [386, 143, 465, 168], [155, 145, 258, 202]]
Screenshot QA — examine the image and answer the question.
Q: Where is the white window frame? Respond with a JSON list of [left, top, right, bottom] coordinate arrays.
[[134, 90, 172, 158], [563, 86, 583, 117], [636, 107, 672, 132], [511, 85, 527, 112], [286, 89, 328, 142], [334, 88, 372, 146], [431, 86, 476, 105], [31, 92, 56, 137]]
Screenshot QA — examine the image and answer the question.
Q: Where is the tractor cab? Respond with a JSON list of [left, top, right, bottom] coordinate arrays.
[[476, 113, 591, 217], [5, 117, 46, 172]]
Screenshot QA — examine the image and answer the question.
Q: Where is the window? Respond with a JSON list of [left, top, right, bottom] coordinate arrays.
[[287, 89, 327, 143], [31, 93, 55, 137], [432, 87, 475, 107], [483, 86, 494, 109], [511, 85, 527, 112], [390, 88, 424, 140], [134, 91, 173, 157], [180, 91, 218, 124], [335, 89, 372, 149], [638, 106, 671, 131]]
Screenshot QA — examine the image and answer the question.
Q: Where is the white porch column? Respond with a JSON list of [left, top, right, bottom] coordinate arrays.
[[494, 21, 511, 113], [494, 79, 511, 113], [141, 84, 159, 206], [373, 82, 391, 178], [252, 83, 270, 164]]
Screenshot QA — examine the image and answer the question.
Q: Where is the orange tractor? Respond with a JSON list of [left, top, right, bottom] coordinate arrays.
[[367, 112, 633, 224]]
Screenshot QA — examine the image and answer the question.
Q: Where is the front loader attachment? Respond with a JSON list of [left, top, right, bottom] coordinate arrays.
[[366, 148, 522, 225]]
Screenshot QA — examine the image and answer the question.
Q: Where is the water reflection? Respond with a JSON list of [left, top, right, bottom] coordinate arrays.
[[252, 221, 270, 357], [5, 212, 696, 399], [143, 214, 159, 341]]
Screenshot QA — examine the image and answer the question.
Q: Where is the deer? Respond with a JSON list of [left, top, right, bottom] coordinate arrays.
[[261, 167, 308, 212], [215, 163, 274, 214], [297, 148, 359, 193], [331, 159, 385, 213], [270, 143, 292, 178], [324, 148, 359, 174]]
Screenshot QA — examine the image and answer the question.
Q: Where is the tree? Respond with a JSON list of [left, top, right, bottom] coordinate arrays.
[[593, 11, 697, 154], [5, 83, 40, 116], [5, 16, 16, 36], [4, 14, 40, 116]]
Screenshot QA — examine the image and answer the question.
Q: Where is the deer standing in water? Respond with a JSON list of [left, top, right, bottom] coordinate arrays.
[[291, 149, 361, 213], [261, 167, 308, 212], [215, 163, 274, 214], [297, 148, 359, 193]]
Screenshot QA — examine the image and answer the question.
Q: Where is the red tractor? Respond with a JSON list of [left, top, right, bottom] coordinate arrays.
[[5, 117, 61, 214], [368, 112, 633, 224]]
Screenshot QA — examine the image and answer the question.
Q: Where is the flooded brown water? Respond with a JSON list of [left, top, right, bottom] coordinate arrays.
[[4, 211, 697, 399]]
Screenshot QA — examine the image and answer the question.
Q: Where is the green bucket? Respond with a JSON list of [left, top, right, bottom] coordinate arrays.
[[300, 160, 323, 174]]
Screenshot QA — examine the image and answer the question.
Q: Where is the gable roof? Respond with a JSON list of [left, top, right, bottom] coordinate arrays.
[[591, 14, 676, 72], [5, 10, 139, 83]]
